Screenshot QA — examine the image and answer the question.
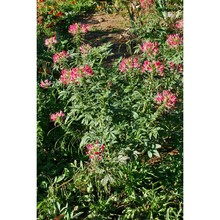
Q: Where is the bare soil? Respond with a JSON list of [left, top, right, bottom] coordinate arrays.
[[78, 11, 135, 66]]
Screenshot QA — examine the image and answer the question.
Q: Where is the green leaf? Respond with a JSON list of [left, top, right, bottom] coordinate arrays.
[[132, 111, 139, 119], [101, 175, 109, 187], [72, 212, 84, 219], [147, 151, 153, 158], [153, 131, 158, 139], [80, 160, 84, 168], [153, 150, 160, 157], [86, 183, 93, 193], [56, 174, 66, 183], [101, 174, 115, 187], [118, 155, 130, 164], [156, 144, 161, 149], [56, 202, 61, 212]]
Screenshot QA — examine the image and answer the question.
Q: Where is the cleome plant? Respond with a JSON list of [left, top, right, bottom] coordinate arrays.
[[37, 0, 183, 219]]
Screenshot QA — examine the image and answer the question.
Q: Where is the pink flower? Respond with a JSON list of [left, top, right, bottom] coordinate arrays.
[[139, 0, 154, 9], [82, 64, 93, 75], [68, 23, 79, 35], [86, 142, 105, 161], [140, 41, 159, 56], [68, 23, 89, 35], [166, 34, 183, 48], [50, 114, 57, 122], [119, 59, 127, 72], [70, 68, 82, 82], [86, 144, 93, 150], [80, 44, 92, 54], [132, 58, 141, 68], [59, 111, 65, 117], [175, 19, 183, 30], [155, 92, 164, 103], [169, 61, 175, 70], [50, 111, 65, 125], [142, 60, 165, 76], [60, 65, 93, 85], [155, 91, 177, 109], [169, 61, 183, 73], [81, 24, 88, 33], [45, 36, 57, 47], [53, 50, 69, 63], [40, 79, 51, 89], [177, 63, 183, 73], [60, 69, 70, 85], [60, 68, 80, 85], [53, 54, 59, 63], [142, 60, 152, 72], [100, 144, 104, 151], [45, 39, 50, 46], [119, 57, 140, 72], [153, 61, 164, 76]]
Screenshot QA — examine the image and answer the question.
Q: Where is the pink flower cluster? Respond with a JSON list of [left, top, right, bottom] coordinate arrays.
[[140, 41, 159, 56], [169, 61, 183, 73], [175, 19, 183, 30], [166, 34, 183, 48], [119, 57, 140, 72], [45, 36, 57, 47], [40, 79, 51, 89], [142, 60, 165, 76], [86, 142, 105, 161], [139, 0, 154, 9], [60, 64, 93, 85], [50, 111, 65, 125], [68, 23, 88, 35], [83, 64, 93, 75], [155, 90, 177, 109], [80, 44, 92, 54], [53, 50, 69, 63]]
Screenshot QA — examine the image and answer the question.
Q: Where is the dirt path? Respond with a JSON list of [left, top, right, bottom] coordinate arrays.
[[79, 11, 133, 66]]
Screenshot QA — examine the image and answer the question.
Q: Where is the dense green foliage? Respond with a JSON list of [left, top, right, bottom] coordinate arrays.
[[37, 0, 183, 219]]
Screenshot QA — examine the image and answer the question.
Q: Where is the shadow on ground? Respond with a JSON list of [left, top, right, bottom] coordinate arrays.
[[78, 12, 136, 67]]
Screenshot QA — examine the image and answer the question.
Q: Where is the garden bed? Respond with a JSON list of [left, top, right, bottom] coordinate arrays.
[[37, 0, 183, 219]]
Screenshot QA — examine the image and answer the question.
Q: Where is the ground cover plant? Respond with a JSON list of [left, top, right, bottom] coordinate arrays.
[[37, 0, 183, 219]]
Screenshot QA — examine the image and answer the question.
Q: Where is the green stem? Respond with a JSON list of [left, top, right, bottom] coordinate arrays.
[[56, 177, 74, 189], [148, 101, 166, 128], [125, 4, 135, 29]]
